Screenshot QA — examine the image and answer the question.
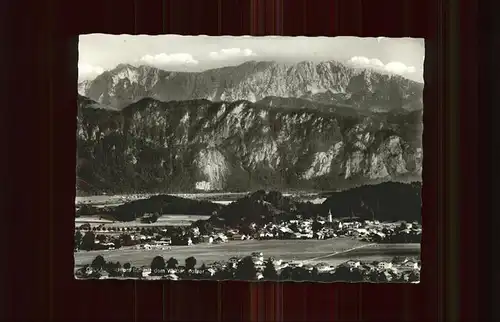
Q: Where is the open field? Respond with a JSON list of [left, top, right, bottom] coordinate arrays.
[[74, 192, 325, 227], [75, 192, 327, 207], [75, 192, 248, 206], [74, 238, 420, 268], [75, 215, 210, 228], [318, 243, 421, 263]]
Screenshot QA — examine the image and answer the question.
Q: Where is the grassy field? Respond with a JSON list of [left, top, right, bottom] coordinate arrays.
[[75, 192, 248, 206], [74, 238, 420, 268], [319, 243, 421, 263], [75, 215, 211, 228], [75, 192, 325, 206]]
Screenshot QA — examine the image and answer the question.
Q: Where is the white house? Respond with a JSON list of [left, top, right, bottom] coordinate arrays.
[[356, 228, 369, 235], [233, 234, 246, 240], [272, 259, 282, 266], [403, 260, 419, 269], [377, 261, 393, 269], [201, 235, 213, 243], [315, 263, 332, 272], [216, 233, 228, 242], [344, 260, 361, 268], [288, 260, 303, 268], [141, 268, 151, 277]]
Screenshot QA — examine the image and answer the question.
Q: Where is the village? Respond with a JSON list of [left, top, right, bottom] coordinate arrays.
[[75, 249, 421, 283], [75, 207, 422, 283], [75, 211, 422, 252]]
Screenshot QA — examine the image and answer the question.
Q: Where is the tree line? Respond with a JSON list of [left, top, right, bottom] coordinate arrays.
[[76, 254, 420, 283]]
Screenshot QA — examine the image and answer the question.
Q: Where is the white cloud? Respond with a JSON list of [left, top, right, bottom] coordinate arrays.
[[208, 48, 256, 60], [78, 63, 104, 81], [348, 56, 417, 76], [139, 53, 199, 67], [350, 56, 384, 68], [385, 61, 416, 74]]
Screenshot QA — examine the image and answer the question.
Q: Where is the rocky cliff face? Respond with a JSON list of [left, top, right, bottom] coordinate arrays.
[[76, 95, 422, 195], [78, 61, 424, 112]]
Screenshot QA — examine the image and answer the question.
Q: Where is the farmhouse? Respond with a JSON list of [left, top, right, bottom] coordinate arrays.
[[153, 240, 170, 247], [215, 234, 228, 242], [201, 235, 213, 243], [377, 261, 393, 269], [272, 258, 282, 266], [288, 260, 304, 268], [232, 234, 246, 240], [159, 236, 171, 242], [314, 263, 333, 272], [141, 268, 151, 277], [213, 236, 226, 244], [402, 259, 419, 269], [343, 260, 361, 268]]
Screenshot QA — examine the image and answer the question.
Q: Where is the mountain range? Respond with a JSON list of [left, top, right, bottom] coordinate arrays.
[[78, 60, 424, 112], [76, 94, 422, 195]]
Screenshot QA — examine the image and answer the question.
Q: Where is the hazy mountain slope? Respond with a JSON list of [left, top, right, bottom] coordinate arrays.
[[78, 61, 424, 111], [76, 96, 422, 195]]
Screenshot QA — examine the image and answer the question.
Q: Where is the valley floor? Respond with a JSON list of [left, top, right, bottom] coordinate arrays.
[[74, 238, 420, 268]]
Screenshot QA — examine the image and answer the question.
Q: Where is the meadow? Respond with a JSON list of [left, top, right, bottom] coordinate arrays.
[[74, 238, 420, 268], [75, 215, 211, 228]]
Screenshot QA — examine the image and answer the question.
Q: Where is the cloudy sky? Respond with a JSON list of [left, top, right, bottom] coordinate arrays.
[[78, 34, 425, 83]]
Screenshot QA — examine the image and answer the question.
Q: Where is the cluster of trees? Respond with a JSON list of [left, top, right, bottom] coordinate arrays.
[[74, 231, 100, 251], [76, 255, 142, 279], [108, 195, 222, 222], [147, 255, 261, 280], [321, 182, 422, 223], [77, 254, 420, 283], [74, 231, 136, 251]]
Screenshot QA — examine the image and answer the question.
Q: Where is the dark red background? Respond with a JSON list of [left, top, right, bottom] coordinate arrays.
[[3, 0, 483, 321]]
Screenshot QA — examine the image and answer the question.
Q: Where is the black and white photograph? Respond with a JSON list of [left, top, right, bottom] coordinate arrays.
[[75, 34, 424, 283]]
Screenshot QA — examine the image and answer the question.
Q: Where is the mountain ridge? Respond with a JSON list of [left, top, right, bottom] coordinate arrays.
[[76, 95, 422, 195], [78, 60, 424, 112]]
